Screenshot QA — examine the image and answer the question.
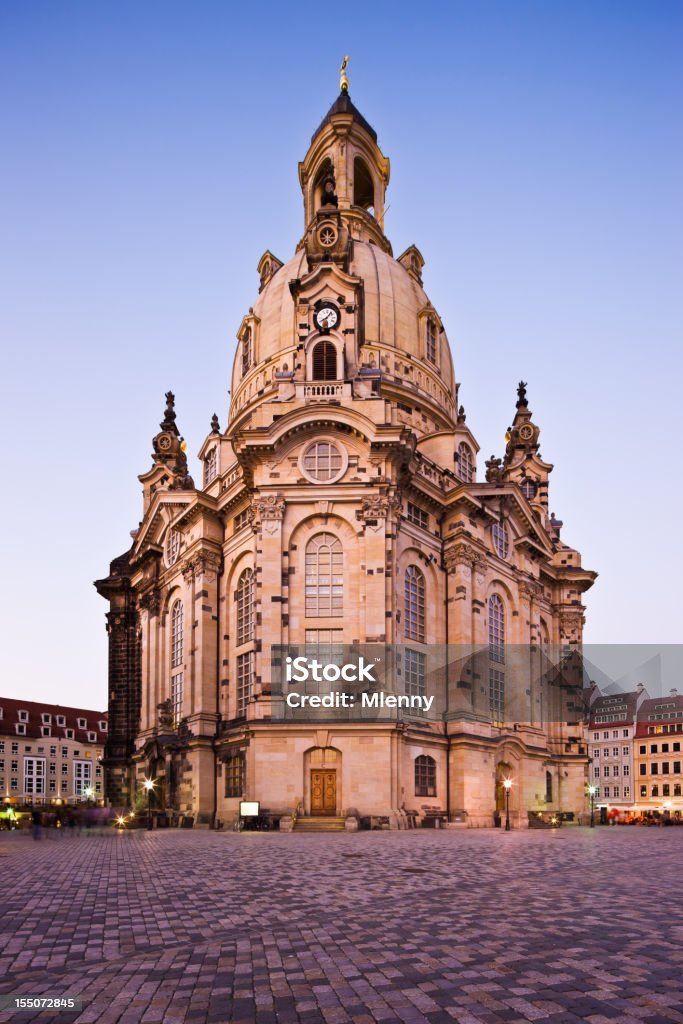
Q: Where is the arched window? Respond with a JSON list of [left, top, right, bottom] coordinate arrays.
[[312, 340, 337, 381], [425, 318, 437, 363], [521, 477, 537, 500], [313, 158, 334, 212], [545, 770, 553, 803], [165, 529, 180, 567], [353, 156, 374, 212], [488, 594, 505, 725], [170, 600, 184, 726], [456, 442, 474, 483], [305, 533, 343, 617], [488, 595, 504, 662], [492, 522, 510, 560], [236, 568, 255, 647], [404, 565, 425, 642], [241, 327, 252, 377], [415, 755, 436, 797]]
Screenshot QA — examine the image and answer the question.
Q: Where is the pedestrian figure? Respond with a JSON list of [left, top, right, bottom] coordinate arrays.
[[31, 808, 42, 841]]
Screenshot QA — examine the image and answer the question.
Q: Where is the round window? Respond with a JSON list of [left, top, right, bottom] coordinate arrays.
[[300, 441, 346, 483]]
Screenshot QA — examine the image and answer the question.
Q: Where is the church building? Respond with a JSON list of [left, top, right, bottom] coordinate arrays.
[[96, 81, 597, 829]]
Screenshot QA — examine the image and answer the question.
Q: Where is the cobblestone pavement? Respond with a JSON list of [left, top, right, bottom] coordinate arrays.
[[0, 828, 681, 1024]]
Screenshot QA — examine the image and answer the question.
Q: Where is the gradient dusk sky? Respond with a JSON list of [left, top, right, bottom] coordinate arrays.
[[1, 2, 681, 709]]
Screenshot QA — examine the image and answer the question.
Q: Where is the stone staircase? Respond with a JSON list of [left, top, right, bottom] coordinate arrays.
[[293, 815, 346, 833]]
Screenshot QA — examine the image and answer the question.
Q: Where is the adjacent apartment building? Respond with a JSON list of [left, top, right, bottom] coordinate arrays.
[[586, 685, 648, 814], [634, 693, 683, 814], [0, 698, 107, 805]]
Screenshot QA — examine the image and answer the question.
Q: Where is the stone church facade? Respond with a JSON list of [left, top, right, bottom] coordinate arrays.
[[96, 88, 596, 828]]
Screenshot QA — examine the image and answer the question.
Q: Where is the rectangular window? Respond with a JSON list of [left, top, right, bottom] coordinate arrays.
[[622, 747, 629, 756], [62, 747, 68, 758], [613, 766, 619, 777], [651, 784, 659, 797], [74, 760, 92, 797], [594, 749, 600, 758], [171, 672, 184, 727], [224, 753, 245, 798], [612, 747, 619, 757], [50, 746, 56, 756], [236, 652, 253, 716], [24, 757, 46, 796], [62, 764, 68, 775], [603, 786, 610, 798], [406, 503, 429, 530], [674, 762, 681, 774], [624, 786, 630, 798], [662, 743, 670, 753], [425, 318, 437, 363], [41, 713, 51, 725], [0, 760, 3, 772], [234, 509, 250, 533], [49, 779, 56, 793], [639, 744, 646, 754], [650, 744, 658, 753], [415, 757, 436, 797], [56, 715, 65, 727], [0, 742, 4, 754], [663, 783, 671, 797], [12, 742, 18, 754], [651, 763, 658, 775], [662, 762, 670, 775], [675, 784, 682, 797], [10, 778, 17, 791], [404, 649, 426, 715], [49, 762, 56, 775], [18, 710, 28, 722], [603, 766, 609, 777], [11, 760, 18, 772], [593, 766, 599, 778], [489, 668, 505, 725], [613, 787, 619, 798], [623, 729, 629, 738], [623, 765, 629, 776], [603, 732, 609, 739], [593, 732, 599, 740]]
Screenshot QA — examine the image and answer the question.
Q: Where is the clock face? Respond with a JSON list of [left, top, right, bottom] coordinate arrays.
[[315, 305, 340, 331]]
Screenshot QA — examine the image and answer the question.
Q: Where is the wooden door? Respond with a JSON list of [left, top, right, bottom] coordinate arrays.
[[311, 770, 336, 815]]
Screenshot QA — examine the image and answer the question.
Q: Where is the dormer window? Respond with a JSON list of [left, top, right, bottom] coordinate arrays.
[[425, 318, 437, 363], [16, 724, 26, 735], [78, 718, 87, 730], [41, 713, 51, 725], [41, 727, 51, 737], [204, 447, 218, 486], [312, 340, 337, 381], [99, 720, 107, 732], [241, 326, 252, 377], [87, 731, 97, 743], [56, 715, 66, 727], [521, 478, 537, 500], [455, 443, 474, 483], [18, 710, 28, 722]]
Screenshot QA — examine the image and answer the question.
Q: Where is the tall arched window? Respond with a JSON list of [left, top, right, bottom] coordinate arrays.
[[488, 594, 505, 725], [312, 340, 337, 381], [204, 447, 217, 486], [305, 533, 343, 617], [241, 327, 252, 377], [415, 755, 436, 797], [353, 156, 374, 211], [425, 318, 437, 363], [236, 568, 255, 647], [404, 565, 425, 642], [170, 600, 184, 726], [456, 442, 474, 483]]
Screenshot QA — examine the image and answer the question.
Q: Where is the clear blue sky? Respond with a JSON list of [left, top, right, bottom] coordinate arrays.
[[1, 1, 681, 709]]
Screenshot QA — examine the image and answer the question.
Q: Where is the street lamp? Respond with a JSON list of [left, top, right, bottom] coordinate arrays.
[[587, 784, 597, 828], [84, 786, 93, 806], [143, 778, 156, 830], [503, 778, 512, 832]]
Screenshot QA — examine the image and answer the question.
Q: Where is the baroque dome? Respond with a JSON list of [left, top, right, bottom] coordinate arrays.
[[229, 240, 456, 420], [228, 92, 458, 431]]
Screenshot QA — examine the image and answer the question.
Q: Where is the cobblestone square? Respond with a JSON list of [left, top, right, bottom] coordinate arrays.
[[0, 828, 681, 1024]]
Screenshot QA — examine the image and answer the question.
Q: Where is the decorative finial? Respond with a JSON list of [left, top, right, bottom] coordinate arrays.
[[339, 55, 350, 94], [516, 380, 528, 408], [160, 391, 178, 433], [210, 413, 220, 434]]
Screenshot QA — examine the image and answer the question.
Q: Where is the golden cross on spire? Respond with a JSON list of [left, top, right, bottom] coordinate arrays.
[[340, 55, 350, 94]]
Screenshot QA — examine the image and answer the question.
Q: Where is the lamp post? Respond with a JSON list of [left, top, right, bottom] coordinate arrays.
[[143, 778, 156, 830], [587, 784, 597, 828], [503, 778, 512, 832], [84, 786, 93, 807]]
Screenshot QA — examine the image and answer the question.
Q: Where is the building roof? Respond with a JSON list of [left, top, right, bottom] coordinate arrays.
[[634, 694, 683, 736], [0, 697, 107, 744], [312, 91, 378, 144], [588, 690, 643, 727]]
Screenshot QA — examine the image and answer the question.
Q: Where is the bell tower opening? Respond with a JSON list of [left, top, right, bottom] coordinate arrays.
[[312, 340, 338, 381], [313, 159, 336, 215], [353, 156, 375, 214]]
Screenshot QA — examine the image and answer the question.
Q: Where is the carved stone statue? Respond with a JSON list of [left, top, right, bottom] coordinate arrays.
[[157, 699, 174, 730], [516, 380, 528, 408]]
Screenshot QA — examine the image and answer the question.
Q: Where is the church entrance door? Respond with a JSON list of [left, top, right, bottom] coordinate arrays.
[[310, 770, 336, 815]]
